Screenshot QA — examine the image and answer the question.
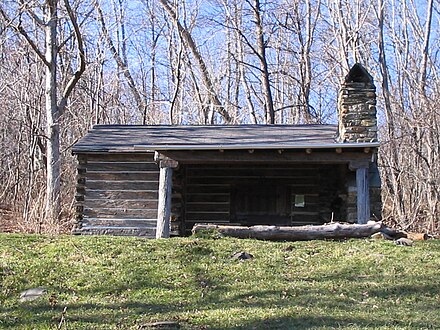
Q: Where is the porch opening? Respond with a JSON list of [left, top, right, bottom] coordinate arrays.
[[182, 163, 348, 233]]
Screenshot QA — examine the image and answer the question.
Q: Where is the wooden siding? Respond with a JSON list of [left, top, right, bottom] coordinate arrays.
[[183, 164, 347, 233], [73, 152, 367, 237], [75, 153, 159, 237]]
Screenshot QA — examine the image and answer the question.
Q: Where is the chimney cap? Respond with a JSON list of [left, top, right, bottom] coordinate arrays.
[[344, 63, 373, 84]]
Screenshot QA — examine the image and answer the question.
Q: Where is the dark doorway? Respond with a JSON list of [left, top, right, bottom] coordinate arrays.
[[232, 182, 290, 225]]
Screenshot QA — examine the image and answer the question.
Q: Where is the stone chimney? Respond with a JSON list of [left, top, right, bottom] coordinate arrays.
[[338, 64, 377, 143]]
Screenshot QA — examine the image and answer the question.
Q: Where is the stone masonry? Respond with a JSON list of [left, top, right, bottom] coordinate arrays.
[[338, 64, 382, 222], [338, 64, 378, 143]]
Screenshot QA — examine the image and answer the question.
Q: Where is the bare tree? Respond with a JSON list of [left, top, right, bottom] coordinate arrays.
[[0, 0, 86, 226], [94, 0, 148, 123], [251, 0, 275, 124], [159, 0, 232, 123]]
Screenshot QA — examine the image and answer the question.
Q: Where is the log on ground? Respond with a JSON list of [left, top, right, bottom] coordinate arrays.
[[192, 222, 385, 241]]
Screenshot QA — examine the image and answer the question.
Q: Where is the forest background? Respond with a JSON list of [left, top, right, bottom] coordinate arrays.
[[0, 0, 438, 234]]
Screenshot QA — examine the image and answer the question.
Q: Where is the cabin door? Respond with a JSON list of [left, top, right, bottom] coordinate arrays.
[[232, 182, 290, 225]]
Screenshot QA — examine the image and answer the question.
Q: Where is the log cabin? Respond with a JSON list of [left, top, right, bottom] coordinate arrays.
[[72, 64, 382, 238]]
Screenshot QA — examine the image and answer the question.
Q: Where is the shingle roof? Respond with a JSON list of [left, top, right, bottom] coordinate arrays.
[[72, 124, 379, 153]]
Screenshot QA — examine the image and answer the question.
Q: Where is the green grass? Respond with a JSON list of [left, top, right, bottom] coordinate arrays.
[[0, 234, 439, 329]]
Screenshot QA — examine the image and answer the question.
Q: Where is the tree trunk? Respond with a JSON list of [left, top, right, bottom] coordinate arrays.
[[158, 0, 232, 123], [45, 0, 61, 225], [94, 0, 146, 121], [253, 0, 275, 124], [192, 222, 385, 241], [376, 0, 395, 135], [419, 0, 434, 93]]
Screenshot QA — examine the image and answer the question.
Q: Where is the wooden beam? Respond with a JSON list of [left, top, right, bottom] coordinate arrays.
[[160, 149, 372, 164], [356, 166, 370, 224], [349, 159, 370, 171], [156, 165, 173, 238], [154, 151, 179, 168]]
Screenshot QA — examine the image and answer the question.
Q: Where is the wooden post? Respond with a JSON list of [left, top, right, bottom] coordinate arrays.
[[155, 152, 178, 239], [350, 161, 370, 224], [157, 166, 172, 238], [356, 166, 370, 224]]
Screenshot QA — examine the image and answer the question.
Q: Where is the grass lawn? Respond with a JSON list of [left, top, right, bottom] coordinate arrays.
[[0, 234, 439, 329]]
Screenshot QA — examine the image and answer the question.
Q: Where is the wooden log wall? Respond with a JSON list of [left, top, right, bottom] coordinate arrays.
[[171, 167, 185, 235], [183, 164, 347, 234], [74, 153, 159, 237]]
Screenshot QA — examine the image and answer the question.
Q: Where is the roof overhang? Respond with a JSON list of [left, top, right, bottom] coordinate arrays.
[[133, 142, 379, 151], [72, 124, 380, 155]]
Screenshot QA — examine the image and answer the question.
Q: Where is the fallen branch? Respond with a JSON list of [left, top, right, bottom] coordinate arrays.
[[192, 221, 386, 241]]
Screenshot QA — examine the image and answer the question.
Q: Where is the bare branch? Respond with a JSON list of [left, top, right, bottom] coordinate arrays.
[[0, 6, 49, 66], [93, 0, 146, 118], [58, 0, 87, 114], [159, 0, 232, 123], [18, 0, 45, 26]]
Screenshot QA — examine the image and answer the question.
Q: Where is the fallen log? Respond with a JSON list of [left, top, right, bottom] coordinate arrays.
[[192, 221, 385, 241], [406, 232, 429, 241]]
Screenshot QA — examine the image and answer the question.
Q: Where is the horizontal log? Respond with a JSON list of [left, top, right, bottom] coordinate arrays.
[[75, 226, 156, 237], [186, 193, 230, 203], [191, 222, 385, 241], [84, 208, 157, 219], [82, 218, 157, 228], [186, 212, 230, 221], [290, 186, 323, 194], [86, 190, 159, 200], [84, 153, 155, 162], [291, 215, 323, 224], [186, 203, 230, 212], [186, 164, 321, 170], [186, 220, 231, 226], [187, 177, 319, 185], [86, 181, 159, 191], [186, 184, 231, 194], [186, 168, 320, 178], [84, 199, 158, 209], [291, 211, 321, 216], [161, 149, 371, 164], [86, 162, 159, 172], [291, 203, 321, 211], [86, 172, 159, 181]]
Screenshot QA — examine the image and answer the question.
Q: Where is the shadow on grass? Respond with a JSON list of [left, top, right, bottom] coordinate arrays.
[[0, 301, 178, 328], [211, 315, 438, 330], [2, 238, 439, 329], [1, 279, 439, 329]]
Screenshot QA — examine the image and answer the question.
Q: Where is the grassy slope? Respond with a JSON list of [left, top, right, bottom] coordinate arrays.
[[0, 234, 439, 330]]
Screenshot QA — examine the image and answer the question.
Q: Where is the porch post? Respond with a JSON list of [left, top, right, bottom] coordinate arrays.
[[350, 161, 370, 224], [155, 152, 178, 238], [356, 166, 370, 224]]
